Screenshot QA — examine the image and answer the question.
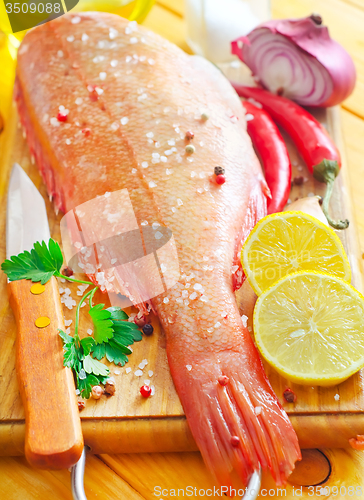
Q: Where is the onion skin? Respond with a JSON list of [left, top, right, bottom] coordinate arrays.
[[232, 16, 356, 107]]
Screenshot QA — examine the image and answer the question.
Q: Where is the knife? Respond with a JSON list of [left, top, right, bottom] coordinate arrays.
[[6, 163, 84, 469]]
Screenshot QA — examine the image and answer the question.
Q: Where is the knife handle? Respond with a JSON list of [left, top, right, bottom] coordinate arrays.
[[8, 277, 84, 469]]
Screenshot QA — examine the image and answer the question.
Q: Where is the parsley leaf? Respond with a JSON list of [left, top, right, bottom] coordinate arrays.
[[77, 373, 100, 399], [1, 238, 63, 284], [88, 304, 114, 344], [59, 329, 79, 369], [90, 307, 142, 366], [80, 337, 95, 356], [83, 354, 110, 377]]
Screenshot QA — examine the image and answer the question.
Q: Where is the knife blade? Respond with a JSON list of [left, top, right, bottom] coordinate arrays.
[[6, 164, 84, 469], [6, 163, 50, 259]]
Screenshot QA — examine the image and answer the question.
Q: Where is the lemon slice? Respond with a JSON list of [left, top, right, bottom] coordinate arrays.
[[241, 211, 351, 295], [254, 271, 364, 386]]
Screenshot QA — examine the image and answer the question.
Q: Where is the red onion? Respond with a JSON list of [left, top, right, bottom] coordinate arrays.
[[231, 15, 356, 107]]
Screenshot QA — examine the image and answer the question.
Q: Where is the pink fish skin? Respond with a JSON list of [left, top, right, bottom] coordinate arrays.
[[16, 12, 301, 488]]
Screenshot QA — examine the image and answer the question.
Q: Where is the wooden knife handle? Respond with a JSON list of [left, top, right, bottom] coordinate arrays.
[[8, 277, 84, 469]]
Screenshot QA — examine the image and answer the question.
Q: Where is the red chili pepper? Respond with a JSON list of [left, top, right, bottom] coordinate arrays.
[[233, 85, 348, 229], [243, 100, 291, 214]]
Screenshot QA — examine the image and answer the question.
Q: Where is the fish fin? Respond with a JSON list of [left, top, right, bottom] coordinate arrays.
[[169, 348, 301, 489], [233, 180, 267, 291]]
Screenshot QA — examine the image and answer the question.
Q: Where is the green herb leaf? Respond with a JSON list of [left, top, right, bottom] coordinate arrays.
[[80, 337, 95, 356], [77, 373, 100, 399], [90, 307, 142, 366], [59, 330, 79, 369], [1, 238, 63, 284], [91, 343, 106, 360], [107, 306, 129, 321], [88, 304, 114, 344], [105, 340, 131, 366], [83, 354, 110, 377]]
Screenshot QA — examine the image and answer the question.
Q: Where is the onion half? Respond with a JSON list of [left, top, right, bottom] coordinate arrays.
[[231, 16, 356, 107]]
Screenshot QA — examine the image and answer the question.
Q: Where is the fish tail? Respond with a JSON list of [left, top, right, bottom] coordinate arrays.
[[169, 347, 301, 490]]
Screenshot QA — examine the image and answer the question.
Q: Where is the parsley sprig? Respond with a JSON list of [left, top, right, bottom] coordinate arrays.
[[2, 239, 143, 399]]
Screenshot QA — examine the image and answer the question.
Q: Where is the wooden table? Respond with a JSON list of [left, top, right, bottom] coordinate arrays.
[[1, 0, 364, 498]]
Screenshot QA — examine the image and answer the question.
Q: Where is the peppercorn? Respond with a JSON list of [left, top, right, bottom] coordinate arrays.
[[62, 266, 74, 277], [230, 436, 240, 447], [82, 128, 91, 137], [218, 375, 229, 386], [142, 323, 154, 336], [104, 379, 116, 396], [214, 166, 225, 176], [185, 131, 194, 141], [78, 401, 86, 411], [91, 385, 103, 400], [292, 176, 304, 186], [134, 314, 147, 328], [283, 388, 297, 403], [140, 385, 152, 397], [185, 144, 195, 155], [216, 175, 226, 185], [57, 112, 68, 122]]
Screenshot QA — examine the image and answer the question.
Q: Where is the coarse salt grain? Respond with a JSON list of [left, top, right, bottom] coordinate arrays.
[[245, 113, 254, 121], [189, 292, 198, 300], [151, 385, 155, 396], [130, 37, 138, 44], [334, 394, 340, 401], [121, 117, 129, 125], [193, 283, 203, 291], [67, 35, 75, 42], [186, 365, 192, 371], [65, 319, 72, 326], [166, 169, 173, 175], [134, 370, 143, 377], [110, 59, 118, 67], [214, 322, 221, 328], [254, 406, 262, 416], [75, 97, 83, 105], [99, 72, 107, 80], [93, 55, 105, 63], [82, 33, 89, 42], [231, 265, 239, 274], [146, 132, 154, 138], [87, 329, 93, 336], [66, 139, 71, 145], [126, 367, 132, 374], [155, 231, 163, 240], [71, 16, 81, 24], [160, 156, 167, 162], [148, 58, 155, 65], [149, 181, 157, 188], [163, 297, 169, 304], [144, 380, 150, 386], [241, 315, 248, 327], [57, 50, 64, 57], [148, 370, 153, 377], [50, 117, 60, 127]]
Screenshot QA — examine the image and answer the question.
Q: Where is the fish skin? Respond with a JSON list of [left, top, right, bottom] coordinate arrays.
[[16, 12, 301, 487]]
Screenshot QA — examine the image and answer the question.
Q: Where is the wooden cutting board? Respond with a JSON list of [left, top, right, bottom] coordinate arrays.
[[0, 91, 363, 458]]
